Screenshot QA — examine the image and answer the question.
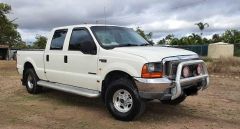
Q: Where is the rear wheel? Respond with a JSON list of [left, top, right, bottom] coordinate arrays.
[[24, 68, 42, 94], [105, 78, 145, 121]]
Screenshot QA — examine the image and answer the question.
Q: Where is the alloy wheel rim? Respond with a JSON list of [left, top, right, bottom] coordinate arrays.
[[27, 74, 34, 89], [112, 89, 133, 113]]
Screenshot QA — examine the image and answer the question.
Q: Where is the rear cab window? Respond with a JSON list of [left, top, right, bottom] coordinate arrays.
[[50, 29, 68, 50]]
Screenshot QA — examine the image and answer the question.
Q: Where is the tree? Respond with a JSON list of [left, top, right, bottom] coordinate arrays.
[[157, 39, 166, 45], [170, 38, 179, 45], [157, 29, 240, 46], [160, 34, 180, 45], [181, 37, 193, 45], [165, 34, 174, 44], [158, 33, 209, 45], [32, 35, 47, 49], [188, 33, 202, 44], [212, 34, 222, 43], [136, 27, 153, 44], [12, 41, 27, 49], [202, 37, 210, 44], [222, 30, 240, 44], [0, 3, 22, 48], [195, 22, 209, 36]]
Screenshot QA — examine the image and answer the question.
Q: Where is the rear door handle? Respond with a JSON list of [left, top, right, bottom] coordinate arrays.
[[64, 55, 68, 63], [46, 55, 49, 62]]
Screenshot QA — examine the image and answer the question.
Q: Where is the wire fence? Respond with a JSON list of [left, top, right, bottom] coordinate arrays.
[[234, 43, 240, 57]]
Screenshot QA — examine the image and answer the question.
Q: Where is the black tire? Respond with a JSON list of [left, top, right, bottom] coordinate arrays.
[[105, 78, 145, 121], [161, 93, 186, 105], [24, 68, 41, 94]]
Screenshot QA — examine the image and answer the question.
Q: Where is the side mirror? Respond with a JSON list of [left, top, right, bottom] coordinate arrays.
[[80, 41, 97, 55]]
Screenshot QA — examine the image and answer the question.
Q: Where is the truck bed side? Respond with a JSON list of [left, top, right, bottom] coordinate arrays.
[[17, 50, 47, 80]]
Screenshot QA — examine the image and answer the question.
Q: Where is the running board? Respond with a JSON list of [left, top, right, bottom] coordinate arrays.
[[37, 80, 100, 98]]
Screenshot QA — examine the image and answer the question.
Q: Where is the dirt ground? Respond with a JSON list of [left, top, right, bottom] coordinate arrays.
[[0, 61, 239, 129]]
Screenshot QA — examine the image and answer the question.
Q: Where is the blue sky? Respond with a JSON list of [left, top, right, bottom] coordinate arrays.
[[2, 0, 240, 43]]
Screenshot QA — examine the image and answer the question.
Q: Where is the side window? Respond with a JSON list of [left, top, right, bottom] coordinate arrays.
[[69, 28, 95, 52], [50, 29, 67, 50]]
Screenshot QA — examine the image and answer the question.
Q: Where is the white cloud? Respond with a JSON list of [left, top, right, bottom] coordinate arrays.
[[18, 29, 49, 43], [206, 15, 240, 29], [2, 0, 240, 42]]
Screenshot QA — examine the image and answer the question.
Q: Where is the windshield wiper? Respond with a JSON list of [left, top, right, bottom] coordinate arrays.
[[139, 43, 153, 46], [118, 44, 139, 47]]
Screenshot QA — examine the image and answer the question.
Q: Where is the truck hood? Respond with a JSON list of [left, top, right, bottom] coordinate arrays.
[[113, 46, 198, 62]]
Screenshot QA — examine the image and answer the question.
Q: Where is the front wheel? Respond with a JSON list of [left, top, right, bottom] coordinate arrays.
[[105, 78, 145, 121]]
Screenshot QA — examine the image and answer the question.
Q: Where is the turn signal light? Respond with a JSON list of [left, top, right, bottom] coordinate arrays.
[[141, 64, 163, 78]]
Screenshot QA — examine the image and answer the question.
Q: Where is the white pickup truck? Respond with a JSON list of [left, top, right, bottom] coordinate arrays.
[[17, 24, 209, 121]]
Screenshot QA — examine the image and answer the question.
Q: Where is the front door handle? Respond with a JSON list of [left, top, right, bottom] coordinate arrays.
[[64, 55, 68, 63], [99, 59, 107, 63]]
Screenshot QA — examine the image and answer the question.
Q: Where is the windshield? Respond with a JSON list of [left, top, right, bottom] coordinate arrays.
[[91, 26, 149, 49]]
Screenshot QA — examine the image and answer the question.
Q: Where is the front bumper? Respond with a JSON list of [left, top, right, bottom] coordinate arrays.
[[134, 60, 209, 100]]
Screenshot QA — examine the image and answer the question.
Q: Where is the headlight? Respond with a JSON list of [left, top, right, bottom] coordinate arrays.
[[182, 66, 190, 78], [197, 64, 203, 75], [141, 62, 163, 78]]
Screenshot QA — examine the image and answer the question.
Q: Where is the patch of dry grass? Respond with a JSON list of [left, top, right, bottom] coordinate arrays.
[[204, 57, 240, 75], [0, 61, 18, 76]]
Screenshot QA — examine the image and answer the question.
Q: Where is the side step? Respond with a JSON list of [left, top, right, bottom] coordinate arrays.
[[37, 80, 100, 98]]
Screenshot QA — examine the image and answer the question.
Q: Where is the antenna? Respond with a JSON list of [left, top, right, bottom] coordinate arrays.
[[104, 6, 106, 25], [104, 0, 107, 32]]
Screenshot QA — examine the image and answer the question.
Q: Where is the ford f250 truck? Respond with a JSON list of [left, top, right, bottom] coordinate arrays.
[[17, 24, 209, 121]]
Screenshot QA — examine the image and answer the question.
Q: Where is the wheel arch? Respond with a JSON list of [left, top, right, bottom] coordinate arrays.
[[101, 70, 137, 101], [22, 57, 38, 72], [22, 61, 36, 85]]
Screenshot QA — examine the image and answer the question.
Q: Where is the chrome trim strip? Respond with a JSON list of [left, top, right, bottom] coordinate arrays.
[[134, 77, 173, 93], [134, 77, 172, 84], [178, 55, 199, 60], [37, 80, 100, 98], [180, 75, 208, 83], [162, 54, 199, 64]]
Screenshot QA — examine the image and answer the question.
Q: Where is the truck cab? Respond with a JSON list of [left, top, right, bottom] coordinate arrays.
[[17, 24, 209, 121]]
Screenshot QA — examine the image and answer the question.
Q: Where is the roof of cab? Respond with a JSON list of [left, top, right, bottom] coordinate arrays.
[[53, 24, 124, 30]]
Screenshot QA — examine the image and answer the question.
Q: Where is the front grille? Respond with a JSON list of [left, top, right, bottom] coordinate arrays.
[[164, 61, 199, 80], [164, 60, 180, 79]]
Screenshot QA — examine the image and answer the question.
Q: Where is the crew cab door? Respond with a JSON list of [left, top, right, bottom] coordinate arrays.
[[63, 27, 99, 90], [44, 29, 69, 83]]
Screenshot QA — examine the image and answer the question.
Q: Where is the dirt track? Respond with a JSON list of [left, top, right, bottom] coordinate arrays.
[[0, 61, 240, 129]]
